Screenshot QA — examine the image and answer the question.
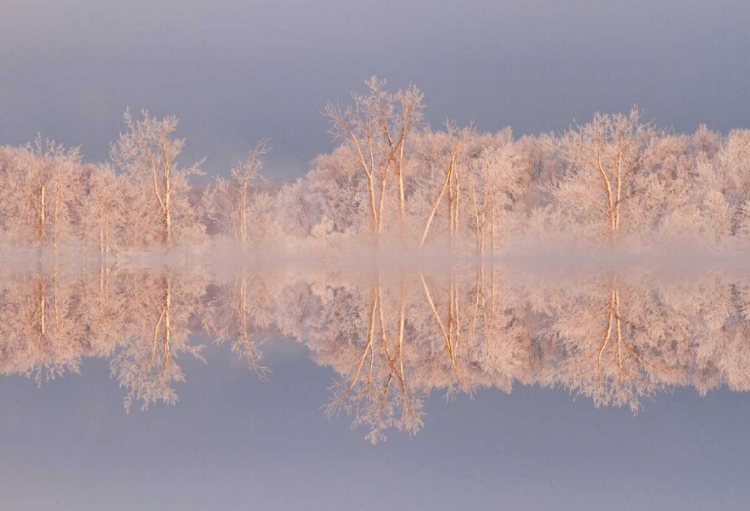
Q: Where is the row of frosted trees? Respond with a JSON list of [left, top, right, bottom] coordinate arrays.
[[2, 78, 750, 253], [307, 78, 750, 250], [0, 110, 203, 253]]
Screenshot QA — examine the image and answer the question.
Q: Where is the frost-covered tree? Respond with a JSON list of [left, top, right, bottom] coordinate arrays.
[[695, 129, 750, 237], [551, 106, 667, 244], [273, 178, 314, 241], [0, 137, 82, 249], [324, 77, 424, 241], [465, 129, 528, 254], [306, 144, 369, 236], [82, 163, 129, 254], [413, 124, 472, 250], [110, 108, 205, 248], [207, 139, 270, 248]]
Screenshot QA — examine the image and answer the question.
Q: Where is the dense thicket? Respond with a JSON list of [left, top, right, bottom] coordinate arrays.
[[2, 79, 749, 254]]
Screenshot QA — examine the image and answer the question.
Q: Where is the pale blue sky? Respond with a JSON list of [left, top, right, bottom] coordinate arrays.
[[1, 0, 749, 180]]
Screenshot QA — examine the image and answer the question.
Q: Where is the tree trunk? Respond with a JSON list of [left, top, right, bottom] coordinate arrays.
[[39, 185, 47, 245]]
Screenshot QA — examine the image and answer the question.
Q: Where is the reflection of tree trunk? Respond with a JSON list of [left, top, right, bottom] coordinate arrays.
[[597, 287, 615, 374], [376, 281, 414, 421], [163, 275, 171, 371], [420, 273, 462, 383], [472, 263, 484, 335], [38, 278, 46, 338], [397, 276, 406, 387], [97, 263, 111, 343], [150, 275, 172, 377], [53, 265, 61, 341], [327, 287, 378, 412], [232, 274, 264, 374], [30, 274, 50, 369], [325, 274, 419, 437], [572, 276, 660, 387], [593, 278, 626, 379], [449, 269, 461, 380], [490, 266, 496, 332], [238, 275, 247, 345]]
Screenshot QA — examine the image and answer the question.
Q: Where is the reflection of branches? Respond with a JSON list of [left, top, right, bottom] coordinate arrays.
[[3, 261, 750, 440], [323, 279, 423, 444], [109, 269, 206, 412], [203, 271, 270, 379], [324, 287, 377, 417], [305, 265, 537, 440], [420, 272, 463, 391], [0, 268, 87, 384], [545, 275, 689, 412]]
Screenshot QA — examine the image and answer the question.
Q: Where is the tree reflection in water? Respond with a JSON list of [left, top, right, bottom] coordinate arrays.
[[1, 260, 749, 442]]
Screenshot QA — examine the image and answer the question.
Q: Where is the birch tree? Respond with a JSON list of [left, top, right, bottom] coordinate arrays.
[[84, 164, 128, 255], [324, 77, 423, 242], [0, 138, 82, 249], [209, 139, 270, 247], [414, 125, 470, 250], [465, 129, 527, 255], [110, 108, 204, 248], [553, 106, 667, 244]]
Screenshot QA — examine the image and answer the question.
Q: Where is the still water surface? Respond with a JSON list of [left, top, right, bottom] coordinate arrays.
[[2, 260, 749, 510]]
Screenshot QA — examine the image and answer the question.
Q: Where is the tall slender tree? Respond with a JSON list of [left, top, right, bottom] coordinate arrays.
[[324, 77, 423, 244], [110, 108, 204, 248], [209, 139, 270, 248]]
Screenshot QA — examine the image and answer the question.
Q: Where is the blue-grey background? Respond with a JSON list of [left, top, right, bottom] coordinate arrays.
[[2, 0, 749, 180], [1, 339, 749, 511]]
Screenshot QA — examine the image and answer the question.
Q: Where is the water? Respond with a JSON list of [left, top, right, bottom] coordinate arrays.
[[2, 258, 750, 510]]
